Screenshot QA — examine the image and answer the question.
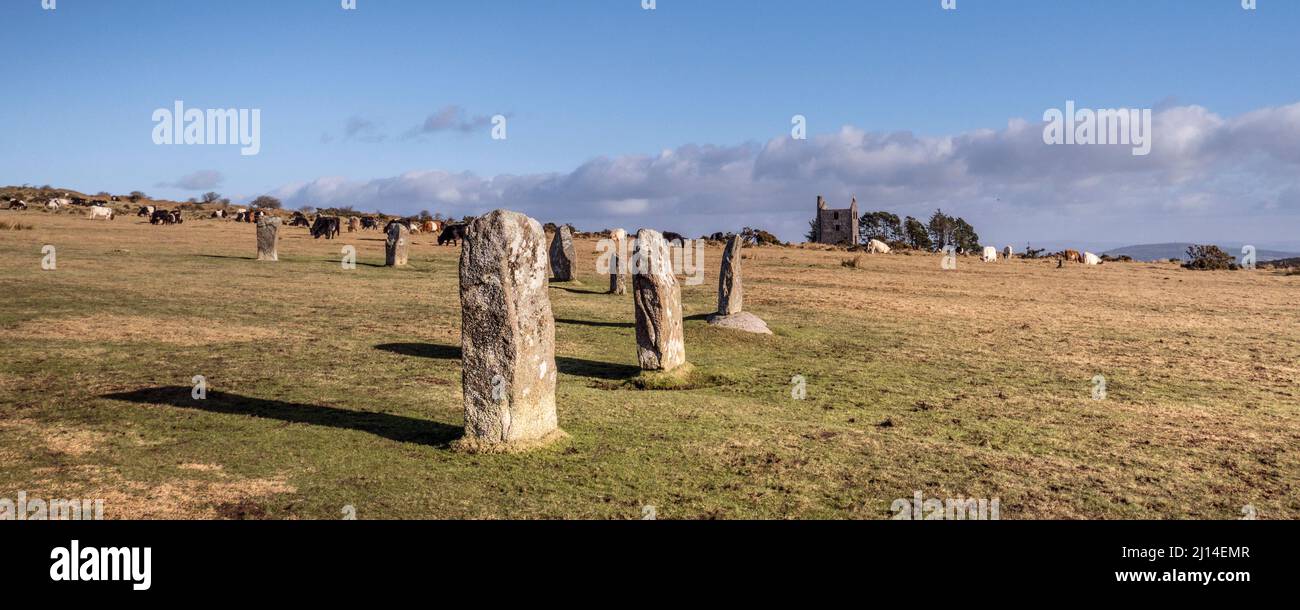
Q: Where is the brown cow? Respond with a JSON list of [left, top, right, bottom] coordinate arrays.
[[1061, 249, 1082, 264]]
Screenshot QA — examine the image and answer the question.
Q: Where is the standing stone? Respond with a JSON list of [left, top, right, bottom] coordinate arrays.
[[706, 234, 772, 334], [347, 217, 360, 233], [608, 228, 627, 295], [717, 234, 743, 315], [256, 216, 280, 261], [385, 222, 408, 267], [457, 210, 562, 451], [549, 225, 575, 281], [632, 229, 686, 371]]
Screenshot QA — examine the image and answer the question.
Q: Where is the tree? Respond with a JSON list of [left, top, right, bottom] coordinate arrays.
[[1184, 244, 1235, 270], [418, 209, 432, 221], [128, 191, 146, 203], [805, 218, 818, 243], [251, 195, 282, 209], [201, 192, 222, 204], [951, 217, 981, 253], [927, 209, 954, 251], [860, 211, 903, 244], [903, 216, 932, 251]]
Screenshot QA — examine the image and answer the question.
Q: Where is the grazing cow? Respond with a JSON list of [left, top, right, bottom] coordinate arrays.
[[982, 246, 998, 263], [71, 197, 88, 206], [150, 210, 173, 225], [5, 198, 27, 210], [1003, 246, 1014, 260], [311, 216, 341, 239], [110, 196, 120, 202], [437, 223, 467, 246], [867, 239, 891, 254], [47, 198, 68, 210], [170, 211, 184, 225], [137, 205, 156, 217], [289, 214, 310, 227], [1061, 249, 1082, 264], [88, 205, 115, 221], [361, 216, 379, 230], [211, 209, 226, 219], [421, 220, 437, 234], [1083, 252, 1101, 266], [663, 231, 685, 246], [347, 217, 360, 233]]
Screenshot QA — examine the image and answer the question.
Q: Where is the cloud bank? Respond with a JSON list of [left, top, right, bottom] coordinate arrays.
[[269, 102, 1300, 246]]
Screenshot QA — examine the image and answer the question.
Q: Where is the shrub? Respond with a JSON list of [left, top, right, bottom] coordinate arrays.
[[841, 256, 863, 269], [1183, 245, 1236, 271]]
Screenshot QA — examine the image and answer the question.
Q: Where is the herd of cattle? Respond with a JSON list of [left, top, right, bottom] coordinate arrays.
[[3, 194, 473, 245]]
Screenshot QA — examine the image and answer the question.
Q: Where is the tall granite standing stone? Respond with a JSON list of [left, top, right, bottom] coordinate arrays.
[[632, 229, 686, 371], [549, 225, 575, 281], [347, 217, 360, 233], [457, 210, 562, 451], [256, 216, 280, 261], [608, 228, 627, 295], [706, 234, 772, 334], [385, 222, 409, 267]]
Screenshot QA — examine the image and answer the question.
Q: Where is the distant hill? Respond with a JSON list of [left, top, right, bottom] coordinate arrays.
[[1103, 242, 1300, 262]]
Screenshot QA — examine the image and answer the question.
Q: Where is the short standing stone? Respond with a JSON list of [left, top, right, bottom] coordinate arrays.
[[348, 217, 360, 233], [458, 210, 562, 451], [549, 225, 575, 281], [609, 228, 627, 295], [632, 229, 686, 371], [256, 216, 280, 261], [386, 222, 409, 267]]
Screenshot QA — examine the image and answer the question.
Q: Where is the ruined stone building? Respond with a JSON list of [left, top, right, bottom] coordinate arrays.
[[812, 195, 859, 245]]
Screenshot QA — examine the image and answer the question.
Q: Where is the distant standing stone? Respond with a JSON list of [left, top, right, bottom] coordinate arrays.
[[386, 222, 409, 267], [706, 234, 772, 334], [256, 216, 280, 261], [632, 228, 686, 371], [549, 225, 575, 281], [348, 217, 360, 233], [609, 228, 627, 295], [457, 210, 562, 451]]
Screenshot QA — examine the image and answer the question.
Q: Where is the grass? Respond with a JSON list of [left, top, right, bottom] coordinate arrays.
[[1, 211, 1297, 519]]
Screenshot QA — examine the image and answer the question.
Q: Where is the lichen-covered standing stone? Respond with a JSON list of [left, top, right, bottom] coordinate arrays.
[[256, 216, 280, 261], [632, 228, 686, 371], [386, 222, 409, 267], [457, 209, 561, 451], [549, 225, 575, 281]]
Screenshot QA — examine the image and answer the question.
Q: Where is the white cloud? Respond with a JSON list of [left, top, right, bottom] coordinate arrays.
[[270, 102, 1300, 245]]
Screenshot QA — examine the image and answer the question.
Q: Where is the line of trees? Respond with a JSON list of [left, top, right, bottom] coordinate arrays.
[[857, 209, 981, 252]]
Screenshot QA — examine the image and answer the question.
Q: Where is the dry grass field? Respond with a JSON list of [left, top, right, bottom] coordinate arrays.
[[1, 209, 1297, 519]]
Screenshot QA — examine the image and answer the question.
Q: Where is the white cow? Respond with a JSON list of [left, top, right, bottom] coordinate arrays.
[[1083, 252, 1101, 266], [1003, 246, 1014, 260], [47, 198, 68, 210], [982, 246, 998, 263], [88, 205, 115, 220], [867, 239, 891, 254]]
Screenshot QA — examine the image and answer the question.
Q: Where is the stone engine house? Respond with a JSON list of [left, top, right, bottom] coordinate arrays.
[[813, 195, 859, 246]]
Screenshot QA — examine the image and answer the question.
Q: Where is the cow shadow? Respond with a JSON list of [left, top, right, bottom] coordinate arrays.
[[375, 342, 640, 381], [326, 258, 387, 268], [102, 387, 461, 448]]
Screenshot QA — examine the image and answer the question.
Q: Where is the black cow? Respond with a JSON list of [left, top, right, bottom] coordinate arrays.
[[289, 214, 310, 227], [437, 223, 467, 246], [311, 216, 341, 239], [5, 198, 27, 210], [663, 231, 685, 246], [361, 216, 379, 230], [171, 211, 184, 225], [150, 210, 173, 225]]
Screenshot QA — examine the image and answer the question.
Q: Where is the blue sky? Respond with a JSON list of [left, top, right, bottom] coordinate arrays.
[[3, 0, 1300, 248]]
